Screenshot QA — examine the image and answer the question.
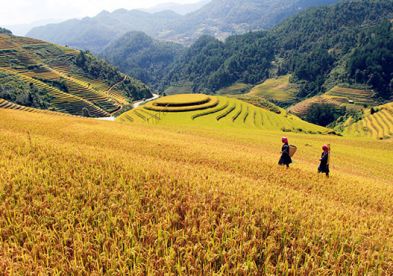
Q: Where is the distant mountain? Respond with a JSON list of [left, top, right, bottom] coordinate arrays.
[[5, 19, 63, 36], [0, 27, 12, 35], [0, 33, 151, 117], [102, 0, 392, 104], [102, 32, 184, 89], [27, 10, 182, 52], [27, 0, 338, 51], [166, 0, 339, 44], [162, 0, 393, 101], [145, 0, 211, 15]]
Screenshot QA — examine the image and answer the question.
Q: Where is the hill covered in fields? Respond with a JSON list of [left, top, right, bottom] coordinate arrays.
[[0, 32, 152, 117], [339, 101, 393, 140], [1, 107, 392, 273], [117, 94, 328, 134], [101, 0, 392, 105]]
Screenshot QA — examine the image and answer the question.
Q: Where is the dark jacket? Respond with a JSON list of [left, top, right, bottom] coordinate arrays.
[[318, 152, 329, 173], [279, 144, 292, 165]]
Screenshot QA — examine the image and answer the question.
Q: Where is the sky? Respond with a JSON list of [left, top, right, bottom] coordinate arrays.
[[0, 0, 200, 26]]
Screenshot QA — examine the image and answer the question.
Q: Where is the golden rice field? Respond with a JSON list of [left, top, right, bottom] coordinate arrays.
[[118, 94, 328, 134], [248, 75, 298, 105], [1, 108, 393, 274], [343, 102, 393, 139], [216, 82, 251, 95], [288, 95, 345, 117], [289, 86, 376, 117], [325, 86, 376, 106]]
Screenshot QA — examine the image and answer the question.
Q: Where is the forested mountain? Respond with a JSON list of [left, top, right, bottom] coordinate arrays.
[[168, 0, 338, 44], [101, 32, 184, 88], [27, 10, 182, 52], [0, 33, 151, 117], [160, 0, 393, 100], [27, 0, 338, 51]]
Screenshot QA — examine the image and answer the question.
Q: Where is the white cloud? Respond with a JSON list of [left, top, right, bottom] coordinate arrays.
[[0, 0, 199, 25]]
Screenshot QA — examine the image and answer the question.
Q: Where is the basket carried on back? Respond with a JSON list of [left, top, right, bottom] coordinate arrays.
[[289, 145, 297, 157]]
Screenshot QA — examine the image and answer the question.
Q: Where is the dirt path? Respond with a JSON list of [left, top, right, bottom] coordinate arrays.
[[97, 93, 160, 121], [106, 76, 127, 95]]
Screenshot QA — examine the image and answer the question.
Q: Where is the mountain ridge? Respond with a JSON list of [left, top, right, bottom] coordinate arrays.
[[27, 0, 339, 50]]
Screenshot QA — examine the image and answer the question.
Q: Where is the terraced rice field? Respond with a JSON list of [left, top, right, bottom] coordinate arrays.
[[216, 82, 251, 95], [248, 75, 298, 105], [288, 96, 345, 117], [289, 86, 377, 118], [1, 108, 393, 274], [0, 98, 71, 116], [325, 86, 376, 105], [343, 102, 393, 139], [118, 94, 328, 134], [0, 68, 110, 117], [0, 33, 139, 117], [144, 94, 219, 112]]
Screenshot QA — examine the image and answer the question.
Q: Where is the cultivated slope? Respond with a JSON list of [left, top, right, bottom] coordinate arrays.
[[1, 108, 392, 273], [288, 86, 377, 117], [117, 94, 328, 133], [0, 33, 152, 117], [342, 102, 393, 140]]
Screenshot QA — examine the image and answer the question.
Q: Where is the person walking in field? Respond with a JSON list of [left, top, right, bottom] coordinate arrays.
[[278, 137, 292, 168], [318, 144, 330, 177]]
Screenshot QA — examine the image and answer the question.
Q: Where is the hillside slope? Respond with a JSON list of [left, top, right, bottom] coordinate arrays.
[[0, 33, 152, 117], [341, 102, 393, 140], [1, 108, 392, 273], [163, 0, 393, 100], [169, 0, 337, 44], [101, 31, 184, 89], [117, 94, 329, 134]]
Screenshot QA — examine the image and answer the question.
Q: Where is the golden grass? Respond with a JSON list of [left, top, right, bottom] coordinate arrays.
[[1, 109, 392, 274]]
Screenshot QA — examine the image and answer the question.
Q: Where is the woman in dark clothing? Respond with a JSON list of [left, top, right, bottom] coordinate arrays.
[[318, 145, 330, 177], [278, 137, 292, 168]]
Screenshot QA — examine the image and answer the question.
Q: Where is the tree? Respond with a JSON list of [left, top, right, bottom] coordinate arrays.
[[306, 103, 346, 126]]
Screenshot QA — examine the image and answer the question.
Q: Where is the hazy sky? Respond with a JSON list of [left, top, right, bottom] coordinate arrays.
[[0, 0, 200, 26]]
